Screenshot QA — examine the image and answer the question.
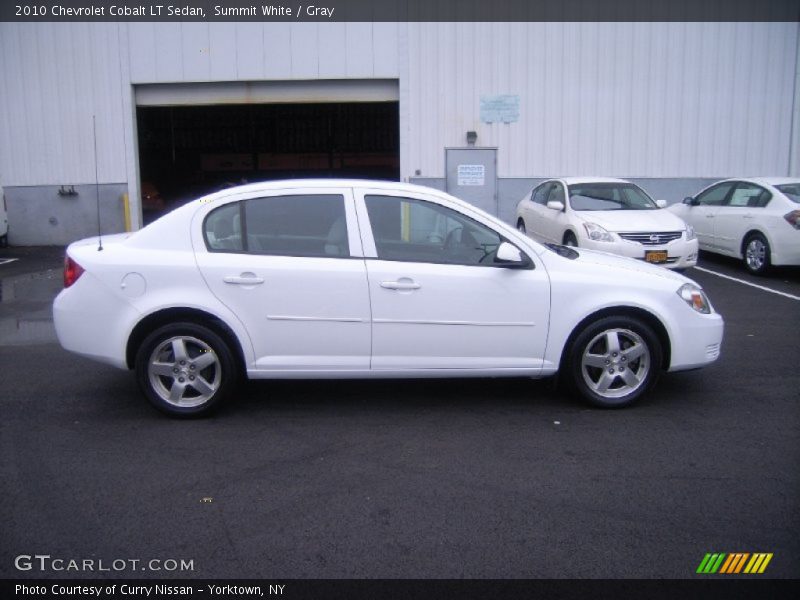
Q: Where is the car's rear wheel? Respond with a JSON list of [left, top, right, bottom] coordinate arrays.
[[565, 316, 662, 408], [135, 322, 238, 417], [0, 234, 7, 248], [517, 219, 526, 234], [563, 231, 578, 247], [743, 233, 771, 275]]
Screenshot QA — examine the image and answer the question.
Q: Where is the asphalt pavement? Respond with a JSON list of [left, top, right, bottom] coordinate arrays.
[[1, 246, 798, 580]]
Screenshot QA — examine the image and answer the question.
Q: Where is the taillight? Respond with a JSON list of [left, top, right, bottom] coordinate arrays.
[[784, 210, 800, 230], [64, 255, 85, 288]]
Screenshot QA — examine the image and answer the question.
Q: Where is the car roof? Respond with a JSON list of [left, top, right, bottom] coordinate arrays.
[[738, 177, 800, 186], [164, 177, 509, 229], [186, 178, 493, 217], [194, 178, 440, 203], [555, 177, 632, 185]]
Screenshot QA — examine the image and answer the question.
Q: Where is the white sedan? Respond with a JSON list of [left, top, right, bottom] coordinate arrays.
[[667, 177, 800, 275], [516, 177, 698, 270], [54, 180, 723, 416]]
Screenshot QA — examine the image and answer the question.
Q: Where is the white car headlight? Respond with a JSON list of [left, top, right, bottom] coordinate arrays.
[[677, 283, 711, 314], [582, 222, 615, 242], [685, 224, 696, 241]]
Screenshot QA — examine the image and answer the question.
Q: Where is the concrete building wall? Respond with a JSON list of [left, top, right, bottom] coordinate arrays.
[[6, 184, 127, 246]]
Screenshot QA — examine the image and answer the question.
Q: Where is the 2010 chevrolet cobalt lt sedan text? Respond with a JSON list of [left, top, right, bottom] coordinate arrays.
[[53, 180, 724, 417]]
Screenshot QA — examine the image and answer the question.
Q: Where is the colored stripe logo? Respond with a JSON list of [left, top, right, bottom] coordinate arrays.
[[697, 553, 773, 574]]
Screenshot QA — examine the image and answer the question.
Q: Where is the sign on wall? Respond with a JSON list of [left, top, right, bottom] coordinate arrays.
[[480, 95, 520, 123], [457, 164, 486, 186]]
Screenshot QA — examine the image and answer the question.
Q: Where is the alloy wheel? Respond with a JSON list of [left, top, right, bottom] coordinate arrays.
[[580, 328, 650, 400], [147, 336, 221, 407], [745, 238, 767, 272]]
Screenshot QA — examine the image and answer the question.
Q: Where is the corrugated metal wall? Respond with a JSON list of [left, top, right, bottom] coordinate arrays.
[[404, 22, 799, 179], [0, 23, 130, 185], [127, 22, 399, 83], [0, 22, 400, 187], [0, 21, 797, 188]]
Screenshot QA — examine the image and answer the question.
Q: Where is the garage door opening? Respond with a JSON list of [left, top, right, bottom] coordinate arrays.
[[136, 101, 399, 222]]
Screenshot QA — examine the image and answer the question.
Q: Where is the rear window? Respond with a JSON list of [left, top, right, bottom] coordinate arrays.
[[776, 184, 800, 204], [204, 203, 244, 252]]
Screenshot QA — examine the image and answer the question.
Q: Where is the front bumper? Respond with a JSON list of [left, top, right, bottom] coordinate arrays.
[[579, 236, 699, 269], [667, 311, 724, 372]]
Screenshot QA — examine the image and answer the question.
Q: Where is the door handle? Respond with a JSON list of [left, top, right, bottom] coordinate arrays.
[[705, 214, 715, 218], [223, 274, 265, 285], [380, 280, 421, 291]]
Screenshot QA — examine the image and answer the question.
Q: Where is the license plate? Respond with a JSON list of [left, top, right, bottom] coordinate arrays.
[[645, 250, 668, 264]]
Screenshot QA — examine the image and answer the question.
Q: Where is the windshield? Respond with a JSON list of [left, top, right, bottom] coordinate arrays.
[[776, 183, 800, 204], [568, 183, 657, 211]]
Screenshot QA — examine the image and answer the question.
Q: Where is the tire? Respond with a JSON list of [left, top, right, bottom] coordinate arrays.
[[517, 219, 526, 234], [563, 232, 578, 247], [743, 233, 771, 275], [0, 234, 7, 248], [565, 316, 662, 408], [135, 322, 238, 417]]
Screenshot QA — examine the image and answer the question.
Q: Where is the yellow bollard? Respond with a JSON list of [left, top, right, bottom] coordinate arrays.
[[122, 193, 131, 232]]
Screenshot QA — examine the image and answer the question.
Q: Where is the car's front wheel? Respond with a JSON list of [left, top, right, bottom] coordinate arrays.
[[743, 233, 771, 275], [135, 322, 238, 417], [516, 219, 526, 234], [565, 316, 662, 408], [563, 231, 578, 247]]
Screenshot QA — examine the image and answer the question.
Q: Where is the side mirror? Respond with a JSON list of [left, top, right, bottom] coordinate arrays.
[[655, 199, 668, 209], [683, 196, 698, 206], [495, 242, 531, 269], [546, 200, 565, 211]]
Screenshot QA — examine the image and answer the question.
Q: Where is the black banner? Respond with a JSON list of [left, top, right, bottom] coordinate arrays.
[[2, 0, 799, 23], [3, 579, 800, 600]]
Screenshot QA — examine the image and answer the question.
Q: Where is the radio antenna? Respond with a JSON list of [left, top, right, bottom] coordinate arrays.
[[93, 115, 103, 251]]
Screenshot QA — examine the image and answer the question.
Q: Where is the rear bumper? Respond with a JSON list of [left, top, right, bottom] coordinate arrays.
[[768, 229, 800, 266], [53, 274, 139, 370]]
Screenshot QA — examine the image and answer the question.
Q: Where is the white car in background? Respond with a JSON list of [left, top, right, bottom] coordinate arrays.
[[53, 180, 723, 417], [667, 178, 800, 275], [516, 177, 698, 270]]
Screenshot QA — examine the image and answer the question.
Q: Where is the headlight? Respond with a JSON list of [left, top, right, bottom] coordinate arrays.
[[582, 222, 615, 242], [677, 283, 711, 314], [685, 224, 696, 241]]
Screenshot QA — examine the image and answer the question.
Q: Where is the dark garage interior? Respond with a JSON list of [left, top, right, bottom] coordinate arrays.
[[136, 101, 400, 221]]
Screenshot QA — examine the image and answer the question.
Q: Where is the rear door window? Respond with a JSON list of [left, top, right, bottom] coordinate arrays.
[[728, 183, 771, 208], [204, 194, 348, 257]]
